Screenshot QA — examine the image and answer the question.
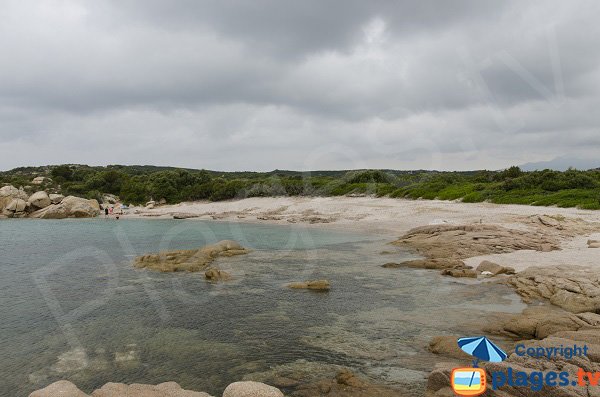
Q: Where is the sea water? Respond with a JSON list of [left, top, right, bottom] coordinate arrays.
[[0, 219, 525, 396]]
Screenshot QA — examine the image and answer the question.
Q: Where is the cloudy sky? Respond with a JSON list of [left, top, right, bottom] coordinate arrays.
[[1, 0, 599, 171]]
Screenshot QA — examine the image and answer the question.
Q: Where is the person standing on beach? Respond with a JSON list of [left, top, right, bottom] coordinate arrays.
[[108, 206, 113, 218], [104, 207, 109, 218]]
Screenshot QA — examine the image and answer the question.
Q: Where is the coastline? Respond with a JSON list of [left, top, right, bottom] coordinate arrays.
[[129, 196, 600, 272], [26, 197, 600, 396]]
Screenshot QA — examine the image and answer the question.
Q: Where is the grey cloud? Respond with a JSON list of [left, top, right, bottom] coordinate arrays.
[[0, 0, 599, 171]]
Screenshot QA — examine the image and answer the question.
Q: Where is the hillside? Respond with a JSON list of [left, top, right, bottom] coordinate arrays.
[[1, 164, 599, 210]]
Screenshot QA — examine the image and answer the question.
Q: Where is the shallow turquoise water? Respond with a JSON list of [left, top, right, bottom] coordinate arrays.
[[0, 219, 525, 396]]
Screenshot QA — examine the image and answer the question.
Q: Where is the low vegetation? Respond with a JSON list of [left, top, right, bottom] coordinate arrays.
[[1, 164, 600, 209]]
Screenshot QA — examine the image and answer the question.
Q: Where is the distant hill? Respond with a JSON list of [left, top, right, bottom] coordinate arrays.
[[520, 156, 600, 171], [1, 164, 599, 210]]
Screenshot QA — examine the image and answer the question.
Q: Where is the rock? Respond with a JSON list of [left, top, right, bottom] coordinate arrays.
[[506, 266, 600, 313], [481, 271, 494, 277], [440, 268, 478, 278], [0, 185, 28, 211], [91, 381, 213, 397], [29, 380, 88, 397], [428, 336, 473, 360], [101, 194, 119, 204], [6, 198, 26, 212], [134, 240, 248, 272], [49, 194, 65, 204], [173, 213, 200, 219], [292, 370, 406, 397], [537, 214, 561, 228], [381, 262, 402, 268], [146, 200, 156, 209], [483, 306, 598, 340], [288, 280, 330, 291], [589, 242, 600, 249], [385, 258, 467, 270], [476, 260, 515, 275], [393, 224, 559, 259], [205, 267, 232, 281], [28, 191, 51, 209], [31, 176, 50, 185], [426, 363, 456, 397], [223, 381, 283, 397], [29, 196, 100, 219]]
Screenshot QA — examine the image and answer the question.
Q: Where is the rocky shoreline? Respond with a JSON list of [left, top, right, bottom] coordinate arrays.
[[0, 185, 100, 219], [386, 217, 600, 397], [23, 198, 600, 396]]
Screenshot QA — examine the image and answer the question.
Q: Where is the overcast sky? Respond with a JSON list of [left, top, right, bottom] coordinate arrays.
[[1, 0, 599, 171]]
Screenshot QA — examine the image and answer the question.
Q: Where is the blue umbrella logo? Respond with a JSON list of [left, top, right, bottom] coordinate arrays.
[[458, 336, 507, 367]]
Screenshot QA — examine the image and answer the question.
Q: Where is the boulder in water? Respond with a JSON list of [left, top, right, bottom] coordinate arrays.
[[29, 380, 88, 397], [92, 381, 213, 397], [134, 240, 248, 272], [223, 381, 283, 397], [205, 268, 232, 282]]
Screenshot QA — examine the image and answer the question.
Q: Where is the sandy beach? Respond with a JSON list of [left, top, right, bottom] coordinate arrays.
[[133, 196, 600, 272]]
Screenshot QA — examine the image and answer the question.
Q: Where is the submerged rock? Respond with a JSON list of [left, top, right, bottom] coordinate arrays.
[[134, 240, 248, 272], [288, 280, 330, 291], [205, 267, 232, 282], [291, 369, 406, 397]]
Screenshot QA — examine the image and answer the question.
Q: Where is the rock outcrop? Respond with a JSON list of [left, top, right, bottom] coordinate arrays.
[[0, 185, 28, 215], [31, 176, 50, 185], [30, 196, 101, 219], [288, 280, 331, 291], [506, 266, 600, 313], [393, 224, 559, 259], [134, 240, 248, 272]]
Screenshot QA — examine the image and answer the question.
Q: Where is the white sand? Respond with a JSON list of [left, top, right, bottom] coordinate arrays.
[[132, 197, 600, 271]]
